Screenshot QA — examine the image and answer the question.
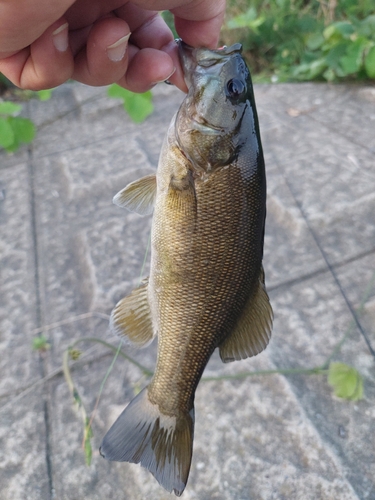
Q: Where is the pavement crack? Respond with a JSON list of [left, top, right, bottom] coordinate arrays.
[[27, 140, 55, 500], [268, 246, 375, 292], [270, 146, 375, 359]]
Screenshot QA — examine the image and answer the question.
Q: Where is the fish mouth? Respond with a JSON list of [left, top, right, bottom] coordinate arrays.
[[178, 39, 243, 87], [178, 40, 242, 65], [191, 117, 223, 135]]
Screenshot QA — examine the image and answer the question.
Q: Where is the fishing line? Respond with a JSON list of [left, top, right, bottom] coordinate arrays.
[[277, 161, 375, 359], [86, 340, 123, 436], [87, 228, 152, 432]]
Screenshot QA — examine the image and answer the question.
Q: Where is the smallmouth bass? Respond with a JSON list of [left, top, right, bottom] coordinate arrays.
[[100, 40, 273, 496]]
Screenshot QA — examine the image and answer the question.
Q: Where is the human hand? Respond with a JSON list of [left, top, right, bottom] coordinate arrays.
[[0, 0, 226, 93]]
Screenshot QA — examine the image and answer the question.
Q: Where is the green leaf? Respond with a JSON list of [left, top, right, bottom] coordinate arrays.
[[84, 436, 92, 466], [9, 117, 36, 144], [32, 335, 50, 351], [358, 15, 375, 39], [293, 58, 327, 80], [37, 89, 53, 101], [227, 8, 265, 31], [339, 38, 368, 75], [0, 101, 22, 116], [84, 419, 93, 466], [298, 15, 320, 35], [325, 42, 349, 63], [0, 117, 15, 148], [72, 388, 82, 407], [322, 67, 336, 81], [324, 21, 355, 41], [83, 417, 94, 466], [306, 32, 325, 50], [328, 362, 364, 401], [161, 11, 178, 38], [107, 85, 153, 123], [365, 45, 375, 78]]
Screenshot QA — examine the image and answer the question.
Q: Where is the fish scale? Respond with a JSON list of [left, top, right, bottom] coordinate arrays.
[[100, 40, 273, 496]]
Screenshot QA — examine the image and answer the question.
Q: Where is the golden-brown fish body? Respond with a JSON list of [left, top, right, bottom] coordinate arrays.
[[100, 41, 273, 497], [149, 124, 266, 410]]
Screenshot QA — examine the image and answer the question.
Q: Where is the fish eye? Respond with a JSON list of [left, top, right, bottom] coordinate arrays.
[[226, 78, 246, 100]]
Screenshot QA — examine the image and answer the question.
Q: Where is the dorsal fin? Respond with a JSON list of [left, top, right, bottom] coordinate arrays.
[[109, 279, 155, 348], [113, 174, 156, 215], [219, 268, 273, 362]]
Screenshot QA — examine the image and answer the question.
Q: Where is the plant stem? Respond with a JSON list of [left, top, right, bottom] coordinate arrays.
[[202, 366, 327, 382], [68, 337, 153, 377], [84, 341, 124, 451], [62, 348, 87, 423]]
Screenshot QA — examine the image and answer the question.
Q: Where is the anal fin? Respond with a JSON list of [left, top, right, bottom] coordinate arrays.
[[219, 267, 273, 363], [109, 279, 155, 348]]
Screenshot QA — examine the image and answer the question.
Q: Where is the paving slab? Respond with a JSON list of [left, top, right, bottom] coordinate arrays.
[[1, 80, 374, 500], [0, 161, 50, 498]]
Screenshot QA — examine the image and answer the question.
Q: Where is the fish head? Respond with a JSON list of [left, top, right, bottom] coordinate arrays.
[[176, 41, 255, 170]]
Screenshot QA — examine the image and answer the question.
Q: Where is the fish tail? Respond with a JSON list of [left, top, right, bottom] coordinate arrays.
[[100, 387, 194, 497]]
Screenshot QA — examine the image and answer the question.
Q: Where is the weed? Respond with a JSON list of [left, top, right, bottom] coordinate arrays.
[[292, 17, 375, 81], [223, 0, 375, 81], [0, 86, 54, 153], [107, 85, 154, 123], [0, 100, 35, 152], [31, 335, 50, 352], [328, 362, 364, 400]]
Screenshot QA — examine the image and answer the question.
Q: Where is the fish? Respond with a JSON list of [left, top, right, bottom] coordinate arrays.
[[100, 40, 273, 496]]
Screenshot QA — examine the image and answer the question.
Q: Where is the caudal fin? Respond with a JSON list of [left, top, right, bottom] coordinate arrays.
[[100, 387, 194, 497]]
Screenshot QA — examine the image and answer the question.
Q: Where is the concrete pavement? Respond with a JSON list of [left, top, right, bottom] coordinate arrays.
[[1, 81, 375, 499]]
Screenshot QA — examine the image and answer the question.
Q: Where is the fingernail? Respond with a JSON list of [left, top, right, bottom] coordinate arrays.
[[107, 33, 131, 62], [152, 67, 176, 85], [52, 23, 69, 52]]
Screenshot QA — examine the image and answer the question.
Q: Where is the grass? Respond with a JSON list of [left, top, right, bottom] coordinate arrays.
[[222, 0, 375, 81], [1, 0, 374, 152]]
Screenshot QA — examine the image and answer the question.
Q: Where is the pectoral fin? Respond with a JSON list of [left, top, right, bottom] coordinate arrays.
[[113, 174, 156, 215], [219, 268, 273, 363], [109, 280, 155, 348]]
